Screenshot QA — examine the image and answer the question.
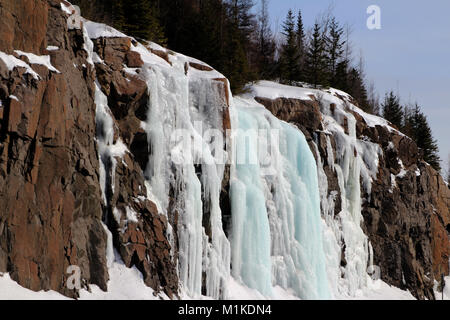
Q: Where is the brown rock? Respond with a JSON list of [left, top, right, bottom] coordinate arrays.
[[255, 96, 323, 132], [0, 0, 109, 298], [189, 62, 213, 72], [126, 51, 144, 68]]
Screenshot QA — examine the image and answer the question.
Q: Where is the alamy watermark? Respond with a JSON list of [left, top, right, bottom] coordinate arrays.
[[367, 5, 381, 30], [169, 122, 280, 176], [66, 265, 81, 290]]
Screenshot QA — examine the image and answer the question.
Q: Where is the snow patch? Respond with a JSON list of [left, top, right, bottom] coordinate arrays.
[[0, 51, 40, 79], [241, 80, 314, 101], [14, 50, 60, 73], [46, 46, 59, 51], [85, 21, 128, 39]]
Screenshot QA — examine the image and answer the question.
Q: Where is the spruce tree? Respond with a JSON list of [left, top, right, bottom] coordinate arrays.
[[296, 10, 306, 81], [111, 0, 125, 31], [279, 10, 300, 84], [407, 104, 441, 171], [222, 0, 256, 91], [382, 91, 403, 129], [122, 0, 166, 44], [305, 23, 328, 88], [334, 59, 350, 92], [325, 17, 345, 87], [347, 68, 369, 111]]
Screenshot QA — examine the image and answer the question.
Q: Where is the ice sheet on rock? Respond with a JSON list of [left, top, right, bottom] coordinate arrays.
[[239, 81, 384, 298], [230, 96, 331, 299]]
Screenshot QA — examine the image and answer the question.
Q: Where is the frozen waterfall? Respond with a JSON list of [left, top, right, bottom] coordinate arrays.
[[229, 97, 331, 299]]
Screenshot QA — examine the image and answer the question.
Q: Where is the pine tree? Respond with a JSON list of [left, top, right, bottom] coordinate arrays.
[[347, 68, 369, 111], [228, 0, 256, 43], [333, 59, 349, 92], [406, 104, 441, 171], [111, 0, 125, 31], [296, 10, 306, 81], [382, 91, 403, 129], [223, 23, 250, 92], [325, 17, 345, 87], [279, 10, 300, 84], [222, 0, 256, 91], [305, 23, 328, 88], [120, 0, 166, 44]]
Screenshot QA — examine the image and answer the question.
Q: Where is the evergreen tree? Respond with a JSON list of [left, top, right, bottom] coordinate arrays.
[[228, 0, 256, 43], [110, 0, 125, 30], [402, 104, 415, 137], [279, 10, 300, 84], [296, 10, 306, 81], [333, 58, 350, 92], [223, 0, 256, 91], [305, 23, 328, 88], [382, 91, 403, 129], [325, 17, 345, 87], [347, 68, 369, 111], [406, 104, 441, 171], [223, 22, 250, 92], [122, 0, 166, 44]]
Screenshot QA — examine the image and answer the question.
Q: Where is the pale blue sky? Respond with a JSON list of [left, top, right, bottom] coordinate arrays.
[[267, 0, 450, 170]]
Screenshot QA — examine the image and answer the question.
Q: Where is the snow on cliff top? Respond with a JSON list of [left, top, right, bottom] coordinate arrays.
[[243, 80, 398, 133], [242, 80, 315, 101], [82, 20, 225, 81], [85, 21, 128, 39]]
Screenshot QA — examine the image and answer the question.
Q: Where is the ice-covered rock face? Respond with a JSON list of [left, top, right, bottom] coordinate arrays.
[[84, 16, 233, 298], [234, 83, 380, 298], [249, 81, 450, 300], [1, 1, 448, 301]]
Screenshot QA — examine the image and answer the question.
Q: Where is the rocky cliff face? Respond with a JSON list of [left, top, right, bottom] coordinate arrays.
[[0, 0, 109, 297], [0, 0, 448, 300]]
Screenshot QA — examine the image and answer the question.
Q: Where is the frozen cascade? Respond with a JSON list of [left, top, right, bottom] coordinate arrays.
[[230, 97, 331, 299], [316, 92, 381, 297], [138, 50, 231, 298], [83, 23, 123, 269]]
